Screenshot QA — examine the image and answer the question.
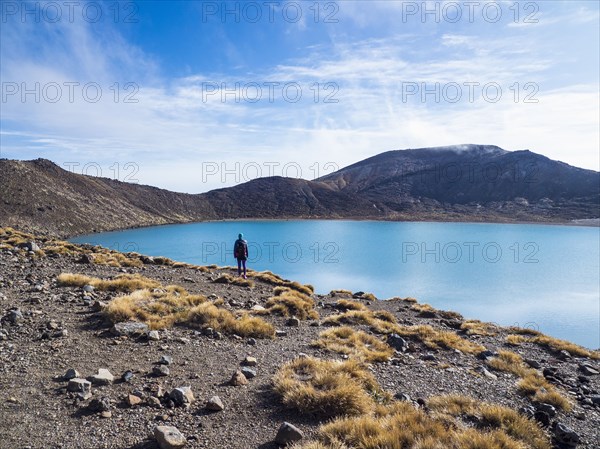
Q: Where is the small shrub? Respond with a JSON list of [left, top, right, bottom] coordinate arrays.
[[330, 289, 353, 297], [249, 270, 313, 295], [335, 299, 368, 311], [461, 320, 497, 336], [312, 327, 394, 362], [264, 287, 318, 320], [213, 273, 255, 288], [273, 357, 389, 418], [57, 273, 160, 292]]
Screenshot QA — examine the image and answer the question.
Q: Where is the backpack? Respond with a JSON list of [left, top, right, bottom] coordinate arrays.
[[234, 239, 247, 258]]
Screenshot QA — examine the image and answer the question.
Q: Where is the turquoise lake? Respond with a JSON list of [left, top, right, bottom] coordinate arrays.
[[70, 221, 600, 349]]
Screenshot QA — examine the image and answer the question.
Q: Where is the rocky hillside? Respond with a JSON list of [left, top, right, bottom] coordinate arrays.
[[1, 145, 598, 237], [0, 227, 599, 449]]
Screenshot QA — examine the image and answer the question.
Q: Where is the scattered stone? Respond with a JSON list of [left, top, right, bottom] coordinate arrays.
[[153, 365, 170, 377], [170, 387, 195, 407], [589, 395, 600, 405], [286, 316, 300, 327], [24, 241, 40, 252], [6, 308, 23, 324], [229, 370, 249, 386], [524, 358, 542, 369], [79, 254, 95, 264], [476, 350, 495, 360], [421, 353, 437, 362], [275, 330, 287, 337], [148, 396, 162, 407], [121, 370, 134, 382], [275, 422, 304, 445], [535, 402, 557, 417], [206, 395, 224, 411], [148, 330, 161, 341], [579, 363, 599, 376], [111, 321, 149, 337], [91, 300, 107, 312], [553, 422, 581, 448], [394, 392, 411, 402], [159, 355, 173, 365], [247, 338, 257, 345], [123, 393, 141, 406], [478, 367, 498, 380], [154, 426, 187, 449], [241, 367, 257, 379], [89, 397, 111, 413], [243, 356, 257, 366], [82, 284, 95, 293], [251, 305, 266, 312], [64, 368, 80, 380], [67, 378, 91, 394], [89, 368, 114, 386], [387, 334, 409, 352]]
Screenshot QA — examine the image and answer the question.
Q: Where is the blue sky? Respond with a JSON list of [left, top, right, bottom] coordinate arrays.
[[1, 0, 598, 192]]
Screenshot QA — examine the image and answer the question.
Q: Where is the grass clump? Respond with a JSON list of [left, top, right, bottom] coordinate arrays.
[[296, 395, 551, 449], [335, 299, 368, 311], [506, 334, 528, 345], [264, 287, 319, 320], [323, 310, 398, 334], [507, 327, 599, 359], [461, 319, 497, 336], [393, 324, 486, 354], [273, 357, 390, 418], [249, 270, 314, 296], [106, 286, 274, 338], [213, 273, 255, 288], [487, 350, 572, 411], [330, 289, 353, 297], [57, 273, 161, 292], [312, 327, 394, 362]]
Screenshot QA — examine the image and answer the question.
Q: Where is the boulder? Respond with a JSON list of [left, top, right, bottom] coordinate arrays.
[[111, 321, 149, 337], [275, 422, 303, 445], [154, 426, 186, 449]]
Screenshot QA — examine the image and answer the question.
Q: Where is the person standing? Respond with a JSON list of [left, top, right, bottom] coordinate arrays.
[[234, 233, 248, 279]]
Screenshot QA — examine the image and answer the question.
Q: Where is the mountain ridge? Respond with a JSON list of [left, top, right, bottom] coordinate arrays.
[[1, 145, 598, 237]]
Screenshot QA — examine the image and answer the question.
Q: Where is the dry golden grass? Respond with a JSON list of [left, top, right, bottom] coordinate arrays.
[[506, 329, 599, 359], [411, 303, 437, 314], [298, 395, 551, 449], [105, 287, 207, 328], [249, 270, 314, 296], [335, 299, 368, 311], [487, 350, 572, 411], [264, 287, 319, 320], [213, 273, 255, 288], [312, 327, 394, 362], [506, 334, 528, 345], [186, 301, 275, 338], [273, 357, 390, 418], [394, 324, 486, 354], [106, 286, 274, 337], [323, 310, 398, 334], [57, 273, 161, 292], [89, 251, 144, 268], [360, 292, 377, 301], [461, 320, 497, 336], [330, 289, 353, 297]]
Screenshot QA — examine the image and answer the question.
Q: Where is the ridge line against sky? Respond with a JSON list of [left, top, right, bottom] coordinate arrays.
[[1, 0, 599, 193]]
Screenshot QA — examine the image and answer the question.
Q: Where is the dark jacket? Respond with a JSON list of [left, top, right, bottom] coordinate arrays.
[[234, 239, 248, 260]]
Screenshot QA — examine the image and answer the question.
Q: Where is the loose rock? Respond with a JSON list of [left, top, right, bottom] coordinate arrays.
[[275, 422, 303, 445], [206, 395, 224, 411], [154, 426, 187, 449]]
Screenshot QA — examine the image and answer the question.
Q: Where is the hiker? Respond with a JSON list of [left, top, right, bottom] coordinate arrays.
[[234, 233, 248, 279]]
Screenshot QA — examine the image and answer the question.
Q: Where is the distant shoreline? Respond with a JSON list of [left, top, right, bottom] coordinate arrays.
[[66, 216, 600, 240]]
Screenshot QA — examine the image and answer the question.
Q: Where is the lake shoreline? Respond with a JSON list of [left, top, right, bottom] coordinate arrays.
[[65, 215, 600, 240]]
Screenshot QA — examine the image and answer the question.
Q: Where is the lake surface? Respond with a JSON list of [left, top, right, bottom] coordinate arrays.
[[70, 221, 600, 349]]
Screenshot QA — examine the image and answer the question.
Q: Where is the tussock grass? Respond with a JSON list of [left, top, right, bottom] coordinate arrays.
[[89, 251, 143, 268], [273, 357, 390, 418], [323, 310, 398, 334], [506, 334, 528, 345], [487, 350, 572, 411], [263, 287, 319, 320], [106, 286, 274, 337], [213, 273, 255, 287], [187, 301, 275, 338], [249, 270, 314, 296], [299, 396, 551, 449], [461, 320, 497, 336], [507, 328, 599, 359], [393, 324, 486, 354], [57, 273, 161, 292], [312, 327, 394, 362], [105, 287, 207, 328], [330, 289, 353, 297], [335, 299, 368, 311]]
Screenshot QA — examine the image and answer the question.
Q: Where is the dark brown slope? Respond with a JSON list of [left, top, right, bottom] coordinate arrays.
[[0, 158, 216, 237], [1, 145, 599, 237]]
